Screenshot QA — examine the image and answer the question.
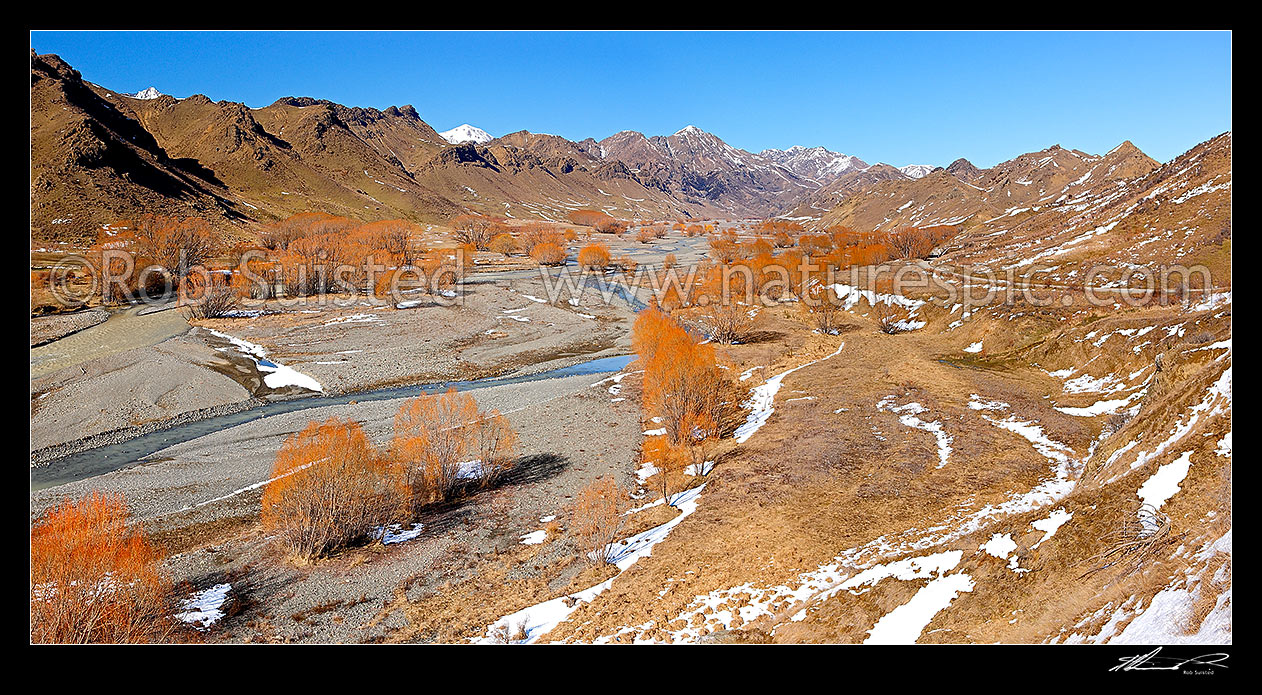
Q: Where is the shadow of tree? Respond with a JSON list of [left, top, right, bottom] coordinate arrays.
[[416, 453, 570, 537], [735, 330, 785, 345]]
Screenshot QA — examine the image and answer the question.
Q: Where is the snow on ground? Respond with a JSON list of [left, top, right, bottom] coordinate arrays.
[[176, 583, 232, 629], [734, 342, 844, 443], [981, 533, 1018, 559], [322, 313, 382, 327], [1137, 451, 1194, 511], [520, 530, 548, 545], [635, 461, 659, 485], [828, 283, 925, 314], [590, 370, 639, 399], [1111, 586, 1232, 645], [374, 523, 424, 545], [652, 391, 1095, 643], [604, 485, 704, 571], [1109, 530, 1232, 645], [1030, 508, 1072, 550], [864, 573, 975, 644], [473, 485, 705, 644], [1113, 367, 1230, 477], [877, 397, 953, 468], [685, 460, 715, 476], [207, 329, 323, 392], [980, 533, 1027, 574], [456, 459, 485, 480], [1215, 432, 1231, 457], [964, 341, 983, 353], [659, 548, 972, 643], [1054, 396, 1136, 417], [1061, 372, 1128, 394]]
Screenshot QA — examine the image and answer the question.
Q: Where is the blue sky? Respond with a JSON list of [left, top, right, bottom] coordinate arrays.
[[32, 31, 1231, 167]]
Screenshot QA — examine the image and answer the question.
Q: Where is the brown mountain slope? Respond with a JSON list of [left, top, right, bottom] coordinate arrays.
[[408, 139, 697, 222], [597, 126, 817, 218], [945, 157, 984, 184], [104, 91, 463, 229], [30, 52, 247, 243], [33, 52, 721, 244], [941, 132, 1231, 283], [800, 142, 1160, 232], [781, 163, 912, 220]]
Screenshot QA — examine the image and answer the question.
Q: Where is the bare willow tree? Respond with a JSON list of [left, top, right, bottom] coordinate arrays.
[[571, 477, 629, 565], [261, 418, 408, 562], [129, 215, 218, 281], [450, 214, 498, 250], [801, 282, 844, 334], [1080, 503, 1186, 579]]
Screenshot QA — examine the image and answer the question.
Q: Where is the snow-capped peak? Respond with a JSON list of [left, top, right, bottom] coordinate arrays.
[[899, 164, 937, 179], [128, 87, 164, 100], [759, 145, 869, 181], [439, 124, 493, 145], [673, 125, 704, 137]]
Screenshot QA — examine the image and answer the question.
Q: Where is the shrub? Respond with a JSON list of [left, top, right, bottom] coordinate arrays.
[[261, 418, 408, 561], [642, 435, 689, 506], [611, 255, 637, 275], [469, 406, 519, 487], [799, 234, 832, 256], [31, 492, 173, 643], [697, 303, 751, 345], [877, 311, 915, 334], [129, 214, 218, 281], [450, 214, 499, 250], [577, 242, 612, 270], [708, 236, 740, 264], [887, 225, 955, 260], [571, 477, 629, 565], [800, 283, 844, 335], [263, 212, 356, 250], [529, 242, 567, 266], [358, 219, 419, 266], [755, 219, 805, 237], [179, 270, 240, 319], [567, 209, 610, 228], [634, 307, 740, 445], [488, 233, 518, 256], [391, 388, 517, 505]]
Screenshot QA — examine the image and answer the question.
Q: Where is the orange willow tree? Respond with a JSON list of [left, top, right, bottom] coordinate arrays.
[[390, 388, 518, 506], [577, 242, 612, 270], [261, 418, 409, 561], [633, 306, 741, 504], [31, 492, 174, 643], [529, 242, 567, 266]]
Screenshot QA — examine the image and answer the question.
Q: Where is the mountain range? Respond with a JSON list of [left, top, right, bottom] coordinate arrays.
[[30, 50, 1184, 245]]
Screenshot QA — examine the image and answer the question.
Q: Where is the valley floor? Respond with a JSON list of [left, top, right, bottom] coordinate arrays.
[[29, 230, 1231, 645]]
